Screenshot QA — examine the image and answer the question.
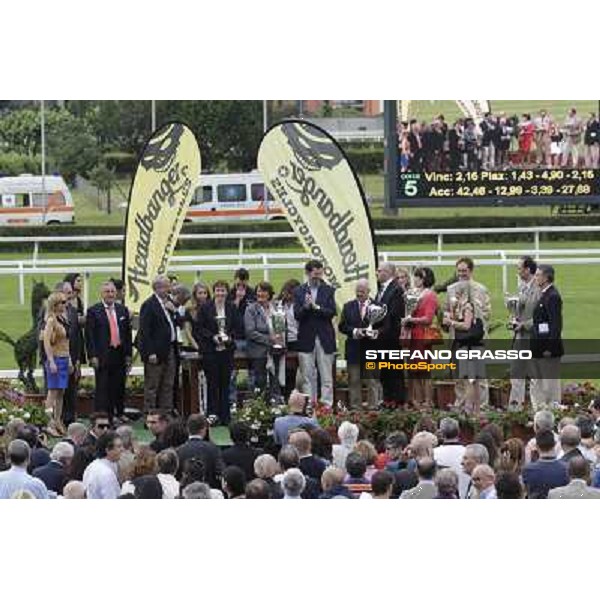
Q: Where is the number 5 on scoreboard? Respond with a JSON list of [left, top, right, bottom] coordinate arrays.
[[404, 179, 418, 197]]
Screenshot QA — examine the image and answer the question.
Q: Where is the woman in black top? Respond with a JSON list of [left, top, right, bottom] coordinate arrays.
[[196, 281, 240, 426], [584, 112, 600, 168]]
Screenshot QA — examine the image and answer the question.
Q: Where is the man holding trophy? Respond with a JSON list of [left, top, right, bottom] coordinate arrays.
[[373, 262, 406, 407], [245, 281, 286, 401], [293, 260, 337, 407], [197, 280, 240, 426], [506, 256, 540, 410], [338, 279, 382, 410]]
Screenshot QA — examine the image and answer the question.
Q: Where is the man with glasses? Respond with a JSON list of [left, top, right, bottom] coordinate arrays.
[[83, 412, 112, 449], [86, 281, 133, 425], [82, 432, 124, 499]]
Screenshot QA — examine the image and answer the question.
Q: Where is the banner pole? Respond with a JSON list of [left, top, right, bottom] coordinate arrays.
[[383, 100, 398, 216]]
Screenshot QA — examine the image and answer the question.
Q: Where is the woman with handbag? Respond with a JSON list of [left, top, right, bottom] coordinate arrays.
[[443, 282, 485, 415], [401, 267, 440, 410]]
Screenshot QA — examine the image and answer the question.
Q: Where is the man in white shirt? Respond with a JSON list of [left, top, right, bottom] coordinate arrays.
[[434, 417, 467, 495], [0, 440, 49, 499], [156, 448, 180, 499], [83, 432, 123, 499]]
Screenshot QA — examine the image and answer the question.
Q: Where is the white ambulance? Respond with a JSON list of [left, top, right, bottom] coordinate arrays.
[[186, 171, 284, 222], [0, 175, 75, 225]]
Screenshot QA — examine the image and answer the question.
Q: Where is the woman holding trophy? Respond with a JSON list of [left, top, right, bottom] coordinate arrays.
[[197, 280, 240, 426], [245, 281, 286, 402], [400, 267, 440, 410]]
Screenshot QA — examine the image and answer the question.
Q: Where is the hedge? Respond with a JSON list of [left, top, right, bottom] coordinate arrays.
[[1, 215, 600, 253], [343, 146, 383, 174]]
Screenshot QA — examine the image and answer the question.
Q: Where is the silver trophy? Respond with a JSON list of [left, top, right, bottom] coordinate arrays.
[[215, 315, 228, 351], [404, 288, 421, 318], [271, 301, 286, 350], [365, 303, 387, 338], [505, 293, 520, 330]]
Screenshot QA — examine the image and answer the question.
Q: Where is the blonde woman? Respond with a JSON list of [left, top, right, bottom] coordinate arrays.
[[186, 282, 211, 349], [43, 292, 73, 437]]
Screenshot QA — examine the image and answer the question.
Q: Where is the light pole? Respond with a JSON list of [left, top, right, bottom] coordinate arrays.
[[151, 100, 156, 131], [40, 100, 47, 214], [263, 100, 268, 132]]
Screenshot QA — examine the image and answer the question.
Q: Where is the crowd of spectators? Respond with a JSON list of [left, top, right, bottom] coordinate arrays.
[[399, 108, 600, 172], [2, 398, 600, 499]]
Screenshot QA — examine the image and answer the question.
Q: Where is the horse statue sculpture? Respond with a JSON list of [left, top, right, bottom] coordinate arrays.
[[0, 280, 51, 393]]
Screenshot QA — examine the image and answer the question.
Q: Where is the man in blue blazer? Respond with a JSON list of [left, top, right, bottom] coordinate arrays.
[[86, 281, 132, 423], [339, 278, 381, 409], [293, 260, 336, 406]]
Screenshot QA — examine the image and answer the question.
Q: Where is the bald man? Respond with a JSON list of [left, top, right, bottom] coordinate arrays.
[[338, 279, 381, 409]]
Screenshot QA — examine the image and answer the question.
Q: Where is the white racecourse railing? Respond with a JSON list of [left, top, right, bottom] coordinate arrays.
[[1, 225, 600, 305]]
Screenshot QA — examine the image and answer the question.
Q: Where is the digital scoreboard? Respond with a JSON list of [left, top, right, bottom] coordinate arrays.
[[396, 168, 600, 207]]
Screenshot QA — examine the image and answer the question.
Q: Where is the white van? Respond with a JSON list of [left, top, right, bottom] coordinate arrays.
[[0, 175, 75, 225], [186, 171, 284, 222]]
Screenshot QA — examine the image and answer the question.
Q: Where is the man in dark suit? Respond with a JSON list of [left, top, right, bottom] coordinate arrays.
[[293, 260, 337, 407], [32, 441, 73, 495], [176, 414, 225, 489], [135, 275, 179, 412], [522, 430, 569, 498], [530, 264, 563, 410], [222, 422, 259, 481], [373, 262, 405, 406], [338, 278, 380, 409], [86, 281, 132, 423], [289, 430, 326, 485]]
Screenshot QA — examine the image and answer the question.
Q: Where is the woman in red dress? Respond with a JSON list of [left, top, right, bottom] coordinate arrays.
[[401, 267, 440, 410], [518, 113, 535, 166]]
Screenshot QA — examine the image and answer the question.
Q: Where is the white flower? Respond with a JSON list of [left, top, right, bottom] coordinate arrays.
[[250, 436, 259, 443], [23, 412, 31, 420], [0, 408, 7, 414]]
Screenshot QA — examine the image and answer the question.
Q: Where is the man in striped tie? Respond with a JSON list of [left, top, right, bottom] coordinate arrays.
[[86, 281, 133, 425]]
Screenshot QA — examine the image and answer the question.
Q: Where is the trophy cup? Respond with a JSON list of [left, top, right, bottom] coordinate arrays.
[[365, 303, 387, 338], [404, 288, 421, 318], [504, 293, 520, 331], [215, 315, 228, 351], [271, 301, 286, 350]]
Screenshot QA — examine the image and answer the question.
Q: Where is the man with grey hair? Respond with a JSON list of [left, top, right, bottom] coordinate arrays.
[[181, 482, 213, 499], [62, 480, 86, 499], [524, 409, 560, 464], [135, 274, 179, 411], [531, 264, 563, 410], [33, 441, 74, 495], [282, 468, 306, 499], [86, 280, 133, 423], [373, 262, 405, 405], [559, 425, 583, 463], [0, 440, 49, 499], [461, 443, 489, 499], [472, 464, 497, 499], [338, 278, 381, 409], [64, 422, 87, 447], [116, 425, 136, 483]]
